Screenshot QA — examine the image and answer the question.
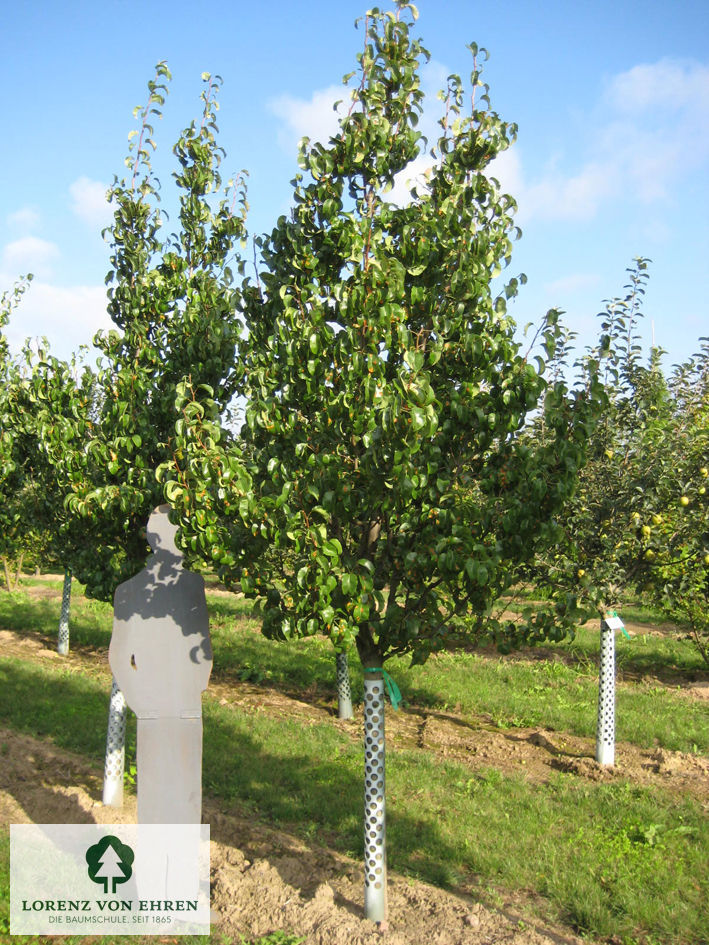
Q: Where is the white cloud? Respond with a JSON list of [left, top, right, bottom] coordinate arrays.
[[507, 58, 709, 224], [606, 59, 709, 114], [389, 154, 436, 207], [524, 162, 619, 222], [488, 147, 524, 199], [0, 277, 111, 359], [488, 147, 619, 224], [416, 59, 451, 139], [268, 85, 349, 152], [1, 237, 60, 279], [6, 207, 41, 232], [596, 57, 709, 201], [70, 176, 113, 228]]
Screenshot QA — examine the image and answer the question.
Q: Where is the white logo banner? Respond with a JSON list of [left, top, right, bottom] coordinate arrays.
[[11, 824, 210, 935]]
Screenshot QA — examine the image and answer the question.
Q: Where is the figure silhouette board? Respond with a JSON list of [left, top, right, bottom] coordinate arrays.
[[109, 505, 212, 823]]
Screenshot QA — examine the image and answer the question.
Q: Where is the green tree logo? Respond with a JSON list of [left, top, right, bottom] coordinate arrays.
[[85, 835, 134, 894]]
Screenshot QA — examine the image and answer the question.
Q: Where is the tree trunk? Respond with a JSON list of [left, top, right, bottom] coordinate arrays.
[[596, 617, 615, 766], [15, 552, 24, 588], [1, 557, 12, 592], [102, 678, 128, 807], [362, 668, 388, 922], [57, 570, 72, 655], [336, 651, 353, 719]]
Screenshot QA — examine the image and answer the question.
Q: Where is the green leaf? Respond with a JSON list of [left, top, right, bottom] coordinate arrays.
[[353, 601, 370, 623], [321, 605, 335, 625], [323, 538, 343, 557], [404, 349, 424, 373]]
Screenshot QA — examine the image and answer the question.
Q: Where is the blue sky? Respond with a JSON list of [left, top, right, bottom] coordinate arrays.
[[2, 0, 707, 372]]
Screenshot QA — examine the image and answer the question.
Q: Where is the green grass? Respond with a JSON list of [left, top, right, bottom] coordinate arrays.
[[1, 649, 707, 944], [557, 622, 705, 677], [5, 585, 705, 753], [0, 584, 113, 649], [1, 581, 708, 944], [204, 697, 708, 944], [384, 645, 709, 754], [391, 758, 706, 944]]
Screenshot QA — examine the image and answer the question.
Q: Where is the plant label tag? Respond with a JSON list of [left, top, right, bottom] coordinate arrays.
[[604, 615, 625, 632]]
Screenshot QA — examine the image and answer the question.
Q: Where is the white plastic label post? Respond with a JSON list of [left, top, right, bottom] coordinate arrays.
[[596, 617, 616, 766], [604, 615, 624, 632]]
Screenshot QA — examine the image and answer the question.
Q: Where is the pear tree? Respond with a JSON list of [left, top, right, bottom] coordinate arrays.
[[636, 342, 709, 663], [164, 3, 602, 921], [0, 277, 34, 591], [59, 62, 249, 600], [23, 64, 249, 800], [11, 341, 97, 651], [530, 259, 709, 664]]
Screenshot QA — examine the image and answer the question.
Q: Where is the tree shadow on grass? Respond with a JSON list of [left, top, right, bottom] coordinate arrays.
[[0, 658, 110, 758], [0, 663, 109, 828], [211, 631, 334, 687], [202, 701, 478, 917]]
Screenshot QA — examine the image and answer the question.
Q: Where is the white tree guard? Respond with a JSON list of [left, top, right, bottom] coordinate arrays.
[[596, 618, 615, 766], [102, 678, 128, 806], [336, 652, 353, 720], [363, 672, 387, 922], [57, 570, 71, 655]]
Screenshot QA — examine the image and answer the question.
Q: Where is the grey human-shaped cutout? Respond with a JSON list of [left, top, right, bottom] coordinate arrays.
[[109, 505, 212, 823]]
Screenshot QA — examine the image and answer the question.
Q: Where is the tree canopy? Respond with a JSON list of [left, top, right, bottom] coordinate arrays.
[[52, 64, 249, 600], [164, 2, 604, 668]]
